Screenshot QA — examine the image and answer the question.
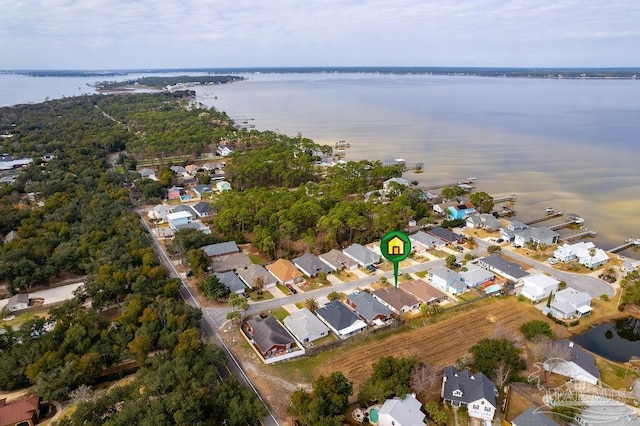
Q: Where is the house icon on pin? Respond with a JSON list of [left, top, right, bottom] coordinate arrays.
[[388, 236, 405, 255]]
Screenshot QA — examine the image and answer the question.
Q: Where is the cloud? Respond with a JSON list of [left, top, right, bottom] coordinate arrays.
[[0, 0, 638, 68]]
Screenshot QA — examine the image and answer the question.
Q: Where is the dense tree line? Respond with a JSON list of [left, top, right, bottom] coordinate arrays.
[[94, 75, 245, 90]]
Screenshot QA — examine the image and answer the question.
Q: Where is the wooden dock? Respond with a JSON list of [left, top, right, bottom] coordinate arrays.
[[561, 229, 597, 242], [608, 239, 640, 254], [523, 211, 563, 226], [421, 178, 477, 191], [492, 194, 517, 203]]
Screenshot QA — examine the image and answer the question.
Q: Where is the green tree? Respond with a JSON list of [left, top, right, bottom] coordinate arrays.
[[445, 254, 458, 269], [488, 244, 502, 254], [358, 356, 417, 403], [289, 371, 353, 426], [305, 297, 319, 313], [199, 275, 230, 301], [425, 401, 449, 425], [520, 320, 553, 340], [186, 248, 209, 277], [470, 191, 494, 213], [469, 338, 526, 378]]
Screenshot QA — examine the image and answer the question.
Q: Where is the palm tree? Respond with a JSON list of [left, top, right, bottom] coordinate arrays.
[[253, 275, 265, 294], [538, 242, 548, 259], [305, 297, 319, 313]]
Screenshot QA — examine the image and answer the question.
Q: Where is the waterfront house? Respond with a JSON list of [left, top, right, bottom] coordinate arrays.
[[378, 393, 426, 426], [459, 266, 495, 288], [266, 259, 304, 286], [319, 249, 358, 271], [507, 220, 528, 231], [428, 267, 467, 294], [191, 201, 212, 218], [167, 211, 192, 230], [399, 279, 448, 305], [433, 201, 457, 216], [521, 273, 560, 303], [467, 214, 502, 232], [447, 202, 476, 220], [236, 264, 277, 290], [201, 241, 239, 258], [441, 366, 498, 422], [426, 227, 463, 245], [548, 288, 592, 319], [343, 243, 380, 267], [214, 271, 247, 294], [283, 308, 330, 344], [315, 300, 367, 339], [477, 254, 529, 284], [553, 242, 609, 268], [7, 293, 29, 312], [513, 226, 560, 248], [372, 288, 420, 315], [543, 340, 600, 385], [409, 231, 443, 253], [293, 253, 332, 278], [345, 291, 392, 325]]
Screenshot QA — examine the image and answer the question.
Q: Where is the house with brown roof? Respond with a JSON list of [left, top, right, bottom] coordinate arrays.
[[243, 316, 304, 364], [399, 280, 448, 305], [0, 395, 42, 426], [266, 259, 303, 286], [372, 288, 420, 315]]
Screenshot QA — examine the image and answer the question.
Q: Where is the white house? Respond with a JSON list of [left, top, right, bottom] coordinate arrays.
[[138, 168, 157, 181], [513, 226, 560, 248], [167, 211, 192, 230], [548, 288, 593, 319], [378, 393, 426, 426], [553, 241, 609, 268], [7, 293, 29, 311], [315, 301, 367, 339], [283, 308, 330, 343], [543, 340, 600, 385], [409, 231, 443, 253], [148, 204, 171, 222], [382, 177, 410, 192], [459, 266, 495, 288], [216, 145, 234, 157], [441, 366, 498, 422], [521, 274, 560, 303]]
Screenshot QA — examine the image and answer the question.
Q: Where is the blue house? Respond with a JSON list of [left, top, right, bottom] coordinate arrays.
[[447, 202, 476, 220]]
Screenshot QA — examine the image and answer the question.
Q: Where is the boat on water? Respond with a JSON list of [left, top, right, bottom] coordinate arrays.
[[545, 207, 555, 214]]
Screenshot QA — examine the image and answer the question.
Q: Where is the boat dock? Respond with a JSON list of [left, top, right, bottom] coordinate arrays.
[[549, 221, 579, 231], [561, 229, 597, 242], [523, 211, 563, 225], [492, 194, 517, 203], [421, 177, 477, 191], [608, 239, 640, 254]]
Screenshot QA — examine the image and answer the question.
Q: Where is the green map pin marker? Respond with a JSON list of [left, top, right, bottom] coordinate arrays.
[[380, 231, 412, 290]]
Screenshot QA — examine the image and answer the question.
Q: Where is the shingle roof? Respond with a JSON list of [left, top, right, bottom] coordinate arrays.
[[213, 271, 246, 293], [236, 264, 277, 288], [201, 241, 239, 257], [442, 366, 497, 407], [293, 253, 332, 276], [563, 340, 601, 381], [283, 308, 330, 341], [378, 394, 426, 425], [409, 231, 441, 247], [247, 316, 294, 355], [427, 226, 463, 243], [319, 249, 358, 270], [191, 201, 212, 215], [372, 288, 419, 312], [343, 243, 380, 266], [399, 280, 447, 304], [266, 259, 303, 283], [512, 407, 560, 426], [479, 254, 529, 279], [346, 291, 392, 323], [316, 300, 363, 332]]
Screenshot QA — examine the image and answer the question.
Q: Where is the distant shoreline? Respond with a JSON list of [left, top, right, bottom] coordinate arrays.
[[2, 67, 639, 80]]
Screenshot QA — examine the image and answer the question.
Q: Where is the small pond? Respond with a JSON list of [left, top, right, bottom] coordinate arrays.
[[572, 317, 640, 363]]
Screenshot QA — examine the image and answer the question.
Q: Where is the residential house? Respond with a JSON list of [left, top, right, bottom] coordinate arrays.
[[378, 393, 426, 426], [148, 204, 171, 222], [433, 201, 457, 216], [513, 226, 560, 248], [166, 211, 192, 230], [169, 165, 190, 177], [553, 242, 609, 268], [236, 264, 277, 290], [343, 243, 380, 267], [167, 186, 182, 200], [3, 230, 17, 244], [316, 300, 367, 339], [372, 288, 420, 315], [426, 227, 463, 245], [293, 253, 333, 278], [171, 204, 196, 216], [441, 366, 498, 422], [209, 252, 253, 273], [172, 221, 211, 234], [548, 288, 593, 319], [216, 181, 232, 192], [447, 202, 476, 220], [216, 145, 234, 157], [213, 271, 247, 294], [345, 291, 392, 325], [266, 259, 304, 286], [42, 152, 55, 161], [383, 177, 410, 190], [319, 249, 358, 271], [477, 254, 529, 284], [283, 308, 330, 343], [459, 266, 495, 288], [7, 294, 28, 312], [202, 162, 224, 172], [429, 267, 467, 294], [466, 215, 484, 229], [521, 273, 560, 303], [0, 395, 42, 426], [409, 231, 443, 253], [0, 157, 32, 171], [399, 280, 448, 305], [543, 340, 600, 385], [467, 214, 502, 232], [621, 258, 640, 273], [138, 168, 157, 180], [192, 184, 213, 198], [507, 220, 528, 231], [201, 241, 239, 258], [191, 201, 212, 218], [244, 316, 296, 359], [511, 407, 561, 426]]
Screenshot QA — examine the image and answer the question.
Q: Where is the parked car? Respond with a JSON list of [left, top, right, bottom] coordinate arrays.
[[496, 238, 504, 243], [456, 245, 464, 252], [366, 264, 377, 273], [547, 257, 559, 265], [286, 283, 297, 294]]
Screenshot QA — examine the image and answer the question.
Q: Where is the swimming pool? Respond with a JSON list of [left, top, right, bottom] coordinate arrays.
[[369, 407, 379, 423], [485, 284, 502, 294]]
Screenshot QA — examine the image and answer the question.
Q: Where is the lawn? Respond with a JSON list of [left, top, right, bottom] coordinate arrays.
[[248, 290, 274, 302], [428, 249, 449, 258], [299, 278, 331, 292], [414, 270, 428, 279], [1, 307, 50, 328], [248, 253, 269, 264], [268, 306, 290, 322], [334, 270, 358, 282], [276, 284, 291, 296], [455, 292, 481, 303]]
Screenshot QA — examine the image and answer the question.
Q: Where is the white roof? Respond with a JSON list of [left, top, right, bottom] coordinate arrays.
[[283, 308, 330, 341], [379, 394, 426, 426], [522, 273, 560, 290], [167, 211, 192, 221]]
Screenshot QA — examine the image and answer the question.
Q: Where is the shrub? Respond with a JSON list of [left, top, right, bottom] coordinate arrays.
[[520, 320, 553, 340], [327, 291, 340, 301], [600, 294, 609, 301]]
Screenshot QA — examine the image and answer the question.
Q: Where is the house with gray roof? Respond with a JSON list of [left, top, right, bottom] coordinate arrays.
[[213, 271, 247, 294], [171, 204, 196, 217], [511, 407, 560, 426], [7, 293, 29, 312], [429, 267, 467, 294], [459, 265, 495, 288], [426, 226, 463, 245], [316, 300, 367, 339], [209, 252, 252, 273], [236, 264, 277, 289], [467, 214, 502, 232], [343, 243, 380, 267], [345, 291, 392, 325], [378, 393, 426, 426], [191, 201, 212, 218], [283, 308, 330, 343], [244, 315, 298, 361], [548, 287, 592, 319], [513, 226, 560, 248], [169, 165, 190, 177], [148, 204, 171, 222], [201, 241, 239, 258], [477, 254, 529, 283], [319, 249, 358, 271], [543, 340, 600, 385], [293, 253, 332, 278], [409, 231, 443, 253], [192, 184, 213, 198], [442, 366, 498, 422], [138, 168, 157, 180]]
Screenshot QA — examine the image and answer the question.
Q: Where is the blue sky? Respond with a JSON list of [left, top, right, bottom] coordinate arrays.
[[0, 0, 638, 69]]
